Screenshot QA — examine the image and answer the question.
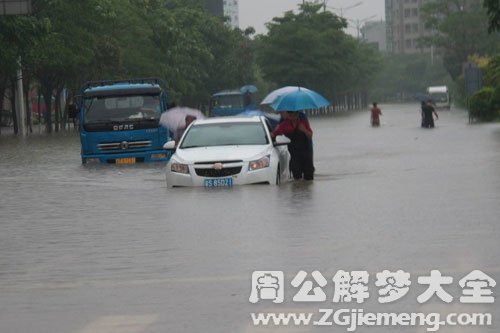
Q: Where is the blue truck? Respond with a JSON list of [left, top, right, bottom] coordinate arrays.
[[209, 85, 257, 117], [78, 78, 171, 164]]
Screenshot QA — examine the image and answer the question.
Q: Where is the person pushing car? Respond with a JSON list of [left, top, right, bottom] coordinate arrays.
[[271, 111, 314, 181]]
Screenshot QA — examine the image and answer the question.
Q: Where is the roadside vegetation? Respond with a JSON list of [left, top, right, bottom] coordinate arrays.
[[0, 1, 383, 134], [374, 0, 500, 114], [467, 55, 500, 121], [419, 0, 500, 121]]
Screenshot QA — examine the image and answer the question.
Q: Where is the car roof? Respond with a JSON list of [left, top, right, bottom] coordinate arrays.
[[191, 116, 263, 126]]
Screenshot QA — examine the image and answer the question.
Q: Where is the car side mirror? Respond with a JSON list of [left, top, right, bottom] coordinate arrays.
[[274, 135, 291, 146], [163, 140, 176, 150]]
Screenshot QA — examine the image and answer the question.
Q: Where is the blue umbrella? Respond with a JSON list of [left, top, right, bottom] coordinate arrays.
[[414, 93, 434, 103], [261, 86, 315, 105], [240, 85, 258, 94], [270, 88, 330, 112]]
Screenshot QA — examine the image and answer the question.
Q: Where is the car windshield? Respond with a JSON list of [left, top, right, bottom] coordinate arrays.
[[83, 94, 161, 124], [180, 122, 269, 148]]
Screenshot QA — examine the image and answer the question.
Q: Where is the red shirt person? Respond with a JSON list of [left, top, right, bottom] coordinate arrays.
[[370, 102, 382, 126], [272, 111, 314, 180]]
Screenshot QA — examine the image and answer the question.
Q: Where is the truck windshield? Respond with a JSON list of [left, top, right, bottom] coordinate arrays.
[[429, 92, 448, 103], [84, 94, 161, 124]]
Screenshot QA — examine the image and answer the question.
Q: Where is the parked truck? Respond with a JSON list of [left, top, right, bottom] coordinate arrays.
[[427, 86, 451, 109], [208, 85, 257, 117], [78, 78, 171, 164]]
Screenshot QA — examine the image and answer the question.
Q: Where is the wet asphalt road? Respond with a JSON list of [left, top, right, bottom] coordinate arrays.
[[0, 104, 499, 333]]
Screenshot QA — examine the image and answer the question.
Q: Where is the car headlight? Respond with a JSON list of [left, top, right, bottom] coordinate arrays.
[[248, 155, 270, 171], [171, 161, 189, 174]]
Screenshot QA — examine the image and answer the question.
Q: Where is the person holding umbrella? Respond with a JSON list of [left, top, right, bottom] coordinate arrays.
[[268, 87, 330, 181], [271, 111, 314, 181], [159, 106, 205, 143], [421, 100, 438, 128]]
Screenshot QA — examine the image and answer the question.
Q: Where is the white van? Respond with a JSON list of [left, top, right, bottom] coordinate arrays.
[[427, 86, 451, 109]]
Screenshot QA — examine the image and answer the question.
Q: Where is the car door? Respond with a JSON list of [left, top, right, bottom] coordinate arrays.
[[264, 118, 289, 173]]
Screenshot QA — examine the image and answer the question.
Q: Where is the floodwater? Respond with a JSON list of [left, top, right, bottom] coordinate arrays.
[[0, 104, 499, 333]]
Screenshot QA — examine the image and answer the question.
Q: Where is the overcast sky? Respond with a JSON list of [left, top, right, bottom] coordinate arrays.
[[239, 0, 385, 36]]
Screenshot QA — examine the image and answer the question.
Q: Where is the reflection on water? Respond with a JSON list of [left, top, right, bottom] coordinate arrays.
[[0, 106, 499, 332]]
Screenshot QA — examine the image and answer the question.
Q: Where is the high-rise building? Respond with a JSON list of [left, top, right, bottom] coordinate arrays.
[[205, 0, 239, 29], [360, 21, 387, 52], [205, 0, 224, 18], [385, 0, 434, 54], [385, 0, 482, 54], [0, 0, 31, 15], [223, 0, 239, 29]]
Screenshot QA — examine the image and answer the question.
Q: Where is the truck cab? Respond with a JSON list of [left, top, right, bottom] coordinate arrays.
[[209, 87, 257, 117], [427, 86, 451, 109], [79, 78, 171, 164]]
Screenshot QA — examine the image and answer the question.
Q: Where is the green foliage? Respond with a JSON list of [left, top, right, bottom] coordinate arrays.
[[370, 53, 451, 102], [491, 85, 500, 113], [483, 55, 500, 87], [469, 86, 497, 121], [1, 0, 255, 108], [420, 0, 500, 80], [484, 0, 500, 33], [468, 54, 500, 121], [255, 2, 382, 100]]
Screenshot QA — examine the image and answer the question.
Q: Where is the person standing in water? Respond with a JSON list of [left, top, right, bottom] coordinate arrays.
[[370, 102, 382, 127]]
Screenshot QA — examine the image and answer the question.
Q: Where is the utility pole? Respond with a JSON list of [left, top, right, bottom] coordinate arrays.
[[16, 60, 27, 136], [2, 1, 31, 136]]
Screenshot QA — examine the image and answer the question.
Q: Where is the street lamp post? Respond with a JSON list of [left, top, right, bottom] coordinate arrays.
[[356, 14, 377, 39], [327, 1, 363, 18]]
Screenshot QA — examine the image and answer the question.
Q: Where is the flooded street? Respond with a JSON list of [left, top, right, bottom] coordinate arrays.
[[1, 104, 499, 332]]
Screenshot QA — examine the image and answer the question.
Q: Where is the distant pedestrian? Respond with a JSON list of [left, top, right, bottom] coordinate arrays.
[[370, 102, 382, 127], [421, 100, 438, 128]]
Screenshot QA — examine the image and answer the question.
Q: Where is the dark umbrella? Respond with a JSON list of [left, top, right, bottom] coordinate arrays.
[[414, 93, 434, 103]]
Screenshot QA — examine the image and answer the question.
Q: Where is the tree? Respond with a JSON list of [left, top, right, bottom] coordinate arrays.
[[370, 54, 451, 102], [484, 0, 500, 33], [141, 1, 253, 105], [420, 0, 500, 80], [29, 0, 107, 132], [255, 2, 381, 100], [1, 0, 261, 134], [0, 14, 49, 133]]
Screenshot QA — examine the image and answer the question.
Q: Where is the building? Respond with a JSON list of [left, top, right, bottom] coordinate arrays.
[[0, 0, 31, 15], [385, 0, 434, 54], [385, 0, 482, 54], [223, 0, 239, 29], [360, 20, 387, 52], [205, 0, 224, 18], [205, 0, 239, 29]]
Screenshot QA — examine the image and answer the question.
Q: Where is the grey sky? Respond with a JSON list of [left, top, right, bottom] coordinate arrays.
[[239, 0, 385, 36]]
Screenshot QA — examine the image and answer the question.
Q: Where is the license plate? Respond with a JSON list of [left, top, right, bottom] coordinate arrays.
[[116, 157, 136, 164], [204, 177, 233, 188]]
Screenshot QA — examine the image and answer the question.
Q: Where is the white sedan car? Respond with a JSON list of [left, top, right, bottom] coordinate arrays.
[[164, 116, 290, 188]]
